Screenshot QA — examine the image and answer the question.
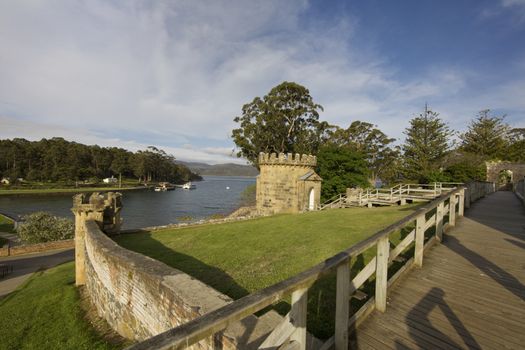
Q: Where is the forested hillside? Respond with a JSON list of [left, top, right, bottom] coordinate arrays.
[[179, 161, 258, 176], [0, 138, 201, 184]]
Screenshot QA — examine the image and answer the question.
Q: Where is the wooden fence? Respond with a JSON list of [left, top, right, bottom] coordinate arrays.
[[515, 178, 524, 204], [126, 182, 494, 350], [320, 182, 450, 209]]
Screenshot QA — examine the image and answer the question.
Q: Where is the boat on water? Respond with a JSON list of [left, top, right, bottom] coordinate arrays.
[[154, 182, 176, 191], [182, 182, 196, 190]]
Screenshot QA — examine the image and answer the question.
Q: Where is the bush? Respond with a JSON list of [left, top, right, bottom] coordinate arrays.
[[239, 184, 256, 206], [17, 212, 74, 244]]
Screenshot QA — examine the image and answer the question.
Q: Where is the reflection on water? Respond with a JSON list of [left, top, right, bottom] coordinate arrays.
[[0, 176, 255, 229]]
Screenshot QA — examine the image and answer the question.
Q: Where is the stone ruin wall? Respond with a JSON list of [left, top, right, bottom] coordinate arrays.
[[256, 152, 320, 215], [486, 161, 525, 189], [73, 192, 280, 349]]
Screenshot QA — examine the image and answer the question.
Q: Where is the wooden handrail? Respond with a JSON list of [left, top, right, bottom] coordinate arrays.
[[126, 184, 494, 350]]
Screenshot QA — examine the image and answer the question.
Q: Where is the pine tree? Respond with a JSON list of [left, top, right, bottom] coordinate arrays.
[[460, 109, 510, 159], [402, 104, 453, 183]]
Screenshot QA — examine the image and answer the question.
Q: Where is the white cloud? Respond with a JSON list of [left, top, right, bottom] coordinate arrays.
[[501, 0, 525, 7], [0, 0, 524, 159]]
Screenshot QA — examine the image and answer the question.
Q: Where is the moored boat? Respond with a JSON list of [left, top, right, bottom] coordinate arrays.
[[154, 182, 175, 191], [182, 182, 196, 190]]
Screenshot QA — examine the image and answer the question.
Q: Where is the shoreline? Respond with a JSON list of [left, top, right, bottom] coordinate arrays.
[[0, 186, 150, 197]]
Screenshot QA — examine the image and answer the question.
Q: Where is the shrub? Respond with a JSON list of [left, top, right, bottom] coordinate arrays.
[[17, 212, 74, 244], [239, 184, 256, 206]]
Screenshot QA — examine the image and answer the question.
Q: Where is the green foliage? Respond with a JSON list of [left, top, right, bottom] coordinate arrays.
[[239, 183, 256, 206], [0, 137, 201, 184], [460, 110, 511, 159], [402, 105, 453, 183], [507, 128, 525, 162], [115, 204, 416, 339], [316, 145, 369, 201], [442, 151, 486, 182], [0, 262, 121, 349], [232, 81, 325, 167], [17, 212, 74, 244], [325, 121, 400, 183]]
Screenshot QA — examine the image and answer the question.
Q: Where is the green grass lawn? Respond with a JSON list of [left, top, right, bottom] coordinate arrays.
[[0, 262, 123, 350], [116, 205, 417, 338], [0, 214, 15, 233]]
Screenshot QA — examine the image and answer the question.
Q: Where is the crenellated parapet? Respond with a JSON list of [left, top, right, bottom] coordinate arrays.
[[72, 192, 122, 234], [258, 152, 317, 167]]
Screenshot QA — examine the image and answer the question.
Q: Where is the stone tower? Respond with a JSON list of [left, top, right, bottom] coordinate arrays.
[[256, 152, 322, 215]]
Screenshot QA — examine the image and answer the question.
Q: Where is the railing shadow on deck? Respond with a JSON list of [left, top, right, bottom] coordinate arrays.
[[465, 191, 525, 237], [445, 235, 525, 302], [505, 238, 525, 249], [400, 287, 481, 350]]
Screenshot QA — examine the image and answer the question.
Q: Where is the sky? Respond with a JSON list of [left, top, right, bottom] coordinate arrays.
[[1, 0, 524, 164]]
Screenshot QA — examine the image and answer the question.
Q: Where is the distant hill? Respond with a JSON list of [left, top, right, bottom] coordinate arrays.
[[178, 161, 259, 177]]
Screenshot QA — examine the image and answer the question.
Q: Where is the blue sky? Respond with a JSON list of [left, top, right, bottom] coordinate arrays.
[[1, 0, 524, 163]]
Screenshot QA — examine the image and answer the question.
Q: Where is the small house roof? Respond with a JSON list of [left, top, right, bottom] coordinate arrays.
[[298, 171, 322, 181]]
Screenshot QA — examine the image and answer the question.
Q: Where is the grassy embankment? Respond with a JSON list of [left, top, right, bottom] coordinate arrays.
[[116, 205, 419, 338], [0, 214, 15, 246], [0, 178, 148, 196], [0, 186, 145, 196], [0, 214, 15, 233], [0, 262, 124, 350]]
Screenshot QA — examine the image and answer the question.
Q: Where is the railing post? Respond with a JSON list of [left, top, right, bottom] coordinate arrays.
[[436, 202, 444, 242], [465, 185, 471, 209], [415, 214, 425, 267], [375, 236, 389, 312], [290, 288, 308, 350], [335, 260, 350, 350], [458, 189, 465, 217], [449, 195, 457, 227]]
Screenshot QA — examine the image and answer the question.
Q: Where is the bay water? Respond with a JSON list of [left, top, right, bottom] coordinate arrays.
[[0, 176, 256, 230]]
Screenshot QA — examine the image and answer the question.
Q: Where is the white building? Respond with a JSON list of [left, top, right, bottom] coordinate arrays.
[[103, 176, 118, 184]]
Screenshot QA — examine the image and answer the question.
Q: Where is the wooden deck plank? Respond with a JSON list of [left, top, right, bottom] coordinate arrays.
[[387, 297, 524, 349], [354, 191, 525, 350]]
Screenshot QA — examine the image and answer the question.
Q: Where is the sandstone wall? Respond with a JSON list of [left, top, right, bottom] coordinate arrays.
[[75, 193, 280, 349], [0, 239, 74, 257], [256, 153, 321, 215], [486, 161, 525, 189]]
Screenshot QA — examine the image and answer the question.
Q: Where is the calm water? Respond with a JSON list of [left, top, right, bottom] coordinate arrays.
[[0, 176, 255, 229]]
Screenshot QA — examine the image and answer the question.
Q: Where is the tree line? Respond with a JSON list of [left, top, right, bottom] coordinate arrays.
[[0, 137, 201, 184], [232, 81, 525, 199]]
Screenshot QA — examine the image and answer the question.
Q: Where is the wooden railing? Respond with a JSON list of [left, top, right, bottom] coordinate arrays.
[[321, 182, 446, 209], [515, 178, 524, 205], [318, 194, 346, 210], [127, 183, 493, 350], [464, 181, 495, 207]]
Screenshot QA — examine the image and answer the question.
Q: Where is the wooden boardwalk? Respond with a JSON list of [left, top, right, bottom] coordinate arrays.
[[352, 191, 525, 349]]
